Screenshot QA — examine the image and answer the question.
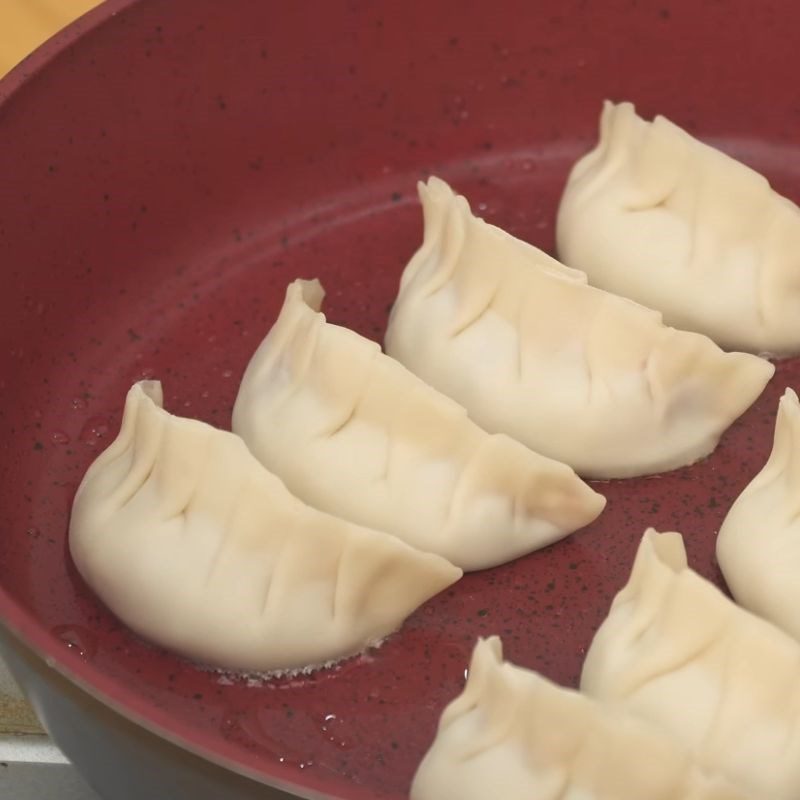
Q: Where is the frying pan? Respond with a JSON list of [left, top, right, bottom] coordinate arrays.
[[1, 1, 798, 797]]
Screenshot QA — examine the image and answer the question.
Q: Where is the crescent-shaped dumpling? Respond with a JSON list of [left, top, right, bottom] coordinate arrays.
[[411, 636, 750, 800], [69, 381, 461, 673], [384, 176, 773, 479], [557, 101, 800, 355], [581, 528, 800, 799], [717, 388, 800, 641], [232, 279, 605, 572]]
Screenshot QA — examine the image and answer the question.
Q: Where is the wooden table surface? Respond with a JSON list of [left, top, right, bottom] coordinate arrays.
[[0, 0, 102, 77]]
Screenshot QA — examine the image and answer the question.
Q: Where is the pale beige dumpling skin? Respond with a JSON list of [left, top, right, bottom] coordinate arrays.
[[232, 279, 605, 572], [581, 528, 800, 799], [557, 101, 800, 355], [717, 388, 800, 642], [385, 176, 774, 479], [411, 636, 752, 800], [69, 381, 461, 674]]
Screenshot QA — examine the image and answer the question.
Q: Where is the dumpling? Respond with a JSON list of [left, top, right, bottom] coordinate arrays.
[[232, 279, 605, 572], [411, 636, 750, 800], [557, 101, 800, 355], [580, 528, 800, 799], [69, 381, 461, 673], [717, 388, 800, 641], [384, 176, 773, 479]]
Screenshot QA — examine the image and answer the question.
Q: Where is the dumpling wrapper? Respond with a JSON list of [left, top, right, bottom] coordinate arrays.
[[232, 279, 605, 572], [581, 528, 800, 799], [717, 387, 800, 641], [557, 100, 800, 356], [69, 381, 461, 674], [411, 636, 750, 800], [385, 176, 773, 479]]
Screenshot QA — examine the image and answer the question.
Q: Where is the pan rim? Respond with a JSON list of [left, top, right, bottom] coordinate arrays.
[[0, 1, 371, 796]]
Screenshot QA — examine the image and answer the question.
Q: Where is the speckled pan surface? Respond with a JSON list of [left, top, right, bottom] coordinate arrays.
[[0, 0, 798, 797]]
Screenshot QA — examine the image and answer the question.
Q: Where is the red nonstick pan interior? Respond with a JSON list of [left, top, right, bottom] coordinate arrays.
[[1, 1, 799, 797]]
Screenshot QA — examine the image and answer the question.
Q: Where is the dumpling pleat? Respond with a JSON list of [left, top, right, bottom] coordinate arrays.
[[69, 382, 462, 673]]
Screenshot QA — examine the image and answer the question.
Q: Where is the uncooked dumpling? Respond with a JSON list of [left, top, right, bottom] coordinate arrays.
[[232, 279, 605, 572], [69, 381, 461, 673], [411, 636, 750, 800], [385, 176, 773, 479], [557, 101, 800, 355], [581, 528, 800, 799], [717, 388, 800, 641]]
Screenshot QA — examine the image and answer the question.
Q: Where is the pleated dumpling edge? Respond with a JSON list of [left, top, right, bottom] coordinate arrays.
[[717, 387, 800, 642], [233, 277, 606, 572], [69, 381, 462, 674], [557, 100, 800, 355], [411, 634, 753, 800], [580, 527, 800, 798], [385, 176, 774, 479]]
